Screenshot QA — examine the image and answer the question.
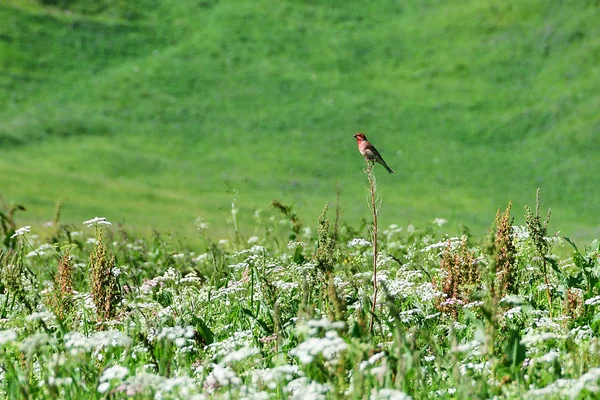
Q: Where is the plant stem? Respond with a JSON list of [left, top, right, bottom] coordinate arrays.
[[542, 257, 553, 319], [333, 183, 341, 243], [366, 161, 378, 334]]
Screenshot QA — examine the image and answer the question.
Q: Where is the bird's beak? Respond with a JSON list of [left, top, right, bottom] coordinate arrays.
[[353, 134, 358, 138]]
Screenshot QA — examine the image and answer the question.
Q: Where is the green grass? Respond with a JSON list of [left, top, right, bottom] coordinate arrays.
[[1, 0, 599, 242]]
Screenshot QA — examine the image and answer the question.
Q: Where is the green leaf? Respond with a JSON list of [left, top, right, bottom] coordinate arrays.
[[292, 246, 305, 264], [191, 316, 214, 345], [546, 257, 567, 286], [241, 308, 273, 335], [502, 330, 526, 368]]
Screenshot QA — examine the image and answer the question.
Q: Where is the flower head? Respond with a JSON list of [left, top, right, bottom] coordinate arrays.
[[83, 217, 112, 228], [10, 225, 31, 239], [195, 217, 210, 231], [348, 238, 371, 248], [432, 218, 447, 227]]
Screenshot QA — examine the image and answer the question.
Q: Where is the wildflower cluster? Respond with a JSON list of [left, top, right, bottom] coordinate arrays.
[[0, 206, 598, 399]]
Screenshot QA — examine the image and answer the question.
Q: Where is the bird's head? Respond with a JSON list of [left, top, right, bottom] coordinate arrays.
[[353, 132, 367, 142]]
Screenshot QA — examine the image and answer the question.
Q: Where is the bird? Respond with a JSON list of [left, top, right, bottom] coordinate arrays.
[[353, 132, 394, 174]]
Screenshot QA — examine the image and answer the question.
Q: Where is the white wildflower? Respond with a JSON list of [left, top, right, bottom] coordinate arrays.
[[432, 218, 447, 227], [19, 333, 55, 353], [64, 331, 132, 355], [459, 361, 491, 375], [180, 272, 202, 283], [248, 236, 260, 244], [249, 245, 266, 254], [287, 377, 329, 399], [273, 280, 299, 291], [26, 243, 54, 258], [0, 330, 17, 346], [305, 318, 345, 333], [207, 330, 254, 360], [252, 365, 301, 390], [501, 295, 527, 305], [526, 378, 571, 397], [156, 376, 199, 398], [570, 367, 600, 398], [453, 340, 481, 354], [83, 217, 112, 227], [290, 330, 347, 365], [526, 368, 600, 399], [568, 326, 593, 342], [100, 365, 129, 382], [122, 372, 164, 395], [534, 316, 562, 331], [359, 352, 386, 371], [463, 300, 484, 309], [503, 307, 522, 319], [156, 326, 194, 346], [425, 312, 441, 320], [585, 295, 600, 306], [195, 217, 210, 231], [204, 364, 241, 393], [371, 388, 412, 400], [535, 350, 559, 363], [348, 238, 371, 248], [97, 382, 110, 393], [287, 240, 304, 249], [521, 332, 558, 346], [25, 312, 55, 324], [398, 308, 422, 323], [222, 347, 260, 364], [420, 237, 461, 253], [195, 253, 210, 263], [384, 224, 403, 241], [10, 225, 31, 238]]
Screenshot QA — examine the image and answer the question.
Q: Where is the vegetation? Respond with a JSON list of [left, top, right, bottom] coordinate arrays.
[[1, 189, 600, 399], [2, 1, 600, 396], [1, 0, 600, 241]]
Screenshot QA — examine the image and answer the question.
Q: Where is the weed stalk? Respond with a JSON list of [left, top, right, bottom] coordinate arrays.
[[525, 189, 553, 319], [365, 160, 379, 333]]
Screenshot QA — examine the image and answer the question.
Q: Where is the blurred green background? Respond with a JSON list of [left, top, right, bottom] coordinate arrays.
[[1, 0, 599, 242]]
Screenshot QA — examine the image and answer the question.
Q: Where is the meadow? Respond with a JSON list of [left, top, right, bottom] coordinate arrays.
[[2, 0, 600, 398], [1, 0, 599, 242], [1, 188, 600, 399]]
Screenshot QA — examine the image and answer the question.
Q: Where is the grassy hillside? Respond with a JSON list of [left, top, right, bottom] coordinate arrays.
[[1, 0, 599, 241]]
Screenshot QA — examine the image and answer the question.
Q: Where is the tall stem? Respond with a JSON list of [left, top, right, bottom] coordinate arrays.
[[366, 161, 378, 334], [333, 183, 341, 243], [542, 257, 553, 319]]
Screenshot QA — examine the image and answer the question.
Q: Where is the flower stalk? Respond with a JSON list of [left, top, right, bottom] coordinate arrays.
[[365, 160, 379, 334]]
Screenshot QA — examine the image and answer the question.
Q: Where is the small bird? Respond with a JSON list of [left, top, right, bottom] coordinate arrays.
[[353, 132, 394, 174]]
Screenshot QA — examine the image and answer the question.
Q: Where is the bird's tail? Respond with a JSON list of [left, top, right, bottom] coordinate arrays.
[[380, 160, 394, 174]]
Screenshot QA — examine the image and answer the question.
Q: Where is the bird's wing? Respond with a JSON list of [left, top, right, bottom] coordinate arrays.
[[367, 143, 385, 161]]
